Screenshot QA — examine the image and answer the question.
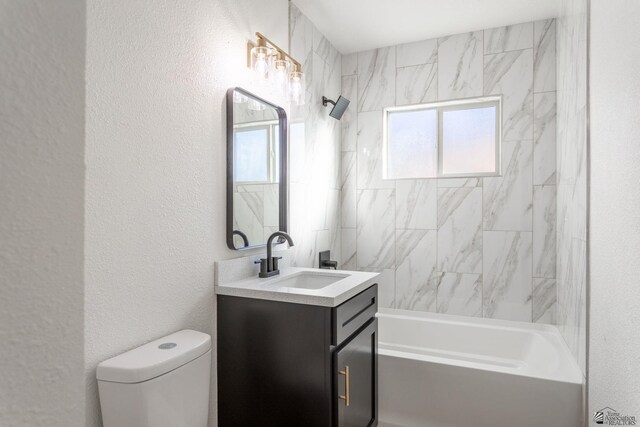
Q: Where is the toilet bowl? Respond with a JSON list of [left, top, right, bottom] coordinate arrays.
[[97, 329, 211, 427]]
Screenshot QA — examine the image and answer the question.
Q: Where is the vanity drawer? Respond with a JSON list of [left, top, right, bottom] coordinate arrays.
[[332, 284, 377, 346]]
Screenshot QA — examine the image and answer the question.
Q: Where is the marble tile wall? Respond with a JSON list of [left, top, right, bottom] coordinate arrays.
[[232, 183, 280, 248], [288, 5, 342, 267], [341, 20, 557, 324], [557, 0, 588, 374]]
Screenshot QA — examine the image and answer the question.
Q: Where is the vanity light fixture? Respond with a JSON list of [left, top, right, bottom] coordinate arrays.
[[248, 32, 305, 105]]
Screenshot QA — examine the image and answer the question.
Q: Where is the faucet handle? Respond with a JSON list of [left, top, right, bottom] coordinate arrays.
[[272, 256, 282, 271], [254, 258, 268, 274], [319, 250, 338, 270]]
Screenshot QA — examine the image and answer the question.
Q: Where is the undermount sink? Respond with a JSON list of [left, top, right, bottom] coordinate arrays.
[[269, 271, 349, 290]]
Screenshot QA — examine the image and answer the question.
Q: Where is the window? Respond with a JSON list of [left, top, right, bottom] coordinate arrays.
[[233, 121, 280, 183], [383, 97, 501, 179]]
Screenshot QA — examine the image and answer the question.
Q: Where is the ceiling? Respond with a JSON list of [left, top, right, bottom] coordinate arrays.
[[292, 0, 559, 54]]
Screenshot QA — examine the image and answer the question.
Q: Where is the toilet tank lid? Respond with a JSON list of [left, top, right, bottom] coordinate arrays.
[[96, 329, 211, 384]]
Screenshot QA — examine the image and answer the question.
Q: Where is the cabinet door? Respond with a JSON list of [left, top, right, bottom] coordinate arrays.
[[334, 319, 378, 427]]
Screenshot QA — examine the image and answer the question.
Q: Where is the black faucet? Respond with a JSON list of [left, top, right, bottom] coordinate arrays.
[[255, 231, 295, 278]]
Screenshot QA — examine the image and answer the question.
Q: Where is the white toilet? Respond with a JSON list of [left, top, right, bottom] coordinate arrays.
[[97, 329, 211, 427]]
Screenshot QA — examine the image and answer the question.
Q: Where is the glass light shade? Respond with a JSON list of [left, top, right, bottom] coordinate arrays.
[[250, 46, 272, 80], [272, 59, 291, 93], [289, 71, 305, 106], [233, 91, 248, 104]]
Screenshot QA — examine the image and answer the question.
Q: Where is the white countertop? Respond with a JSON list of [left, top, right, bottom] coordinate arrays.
[[215, 267, 379, 307]]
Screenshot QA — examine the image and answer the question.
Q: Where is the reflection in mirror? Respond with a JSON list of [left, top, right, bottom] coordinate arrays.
[[227, 88, 287, 250]]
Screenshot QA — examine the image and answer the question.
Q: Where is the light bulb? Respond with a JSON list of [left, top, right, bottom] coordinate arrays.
[[272, 59, 290, 93], [289, 71, 305, 106], [251, 46, 272, 80], [255, 56, 268, 77]]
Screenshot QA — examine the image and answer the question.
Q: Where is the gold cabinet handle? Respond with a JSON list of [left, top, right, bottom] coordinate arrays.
[[339, 366, 350, 407]]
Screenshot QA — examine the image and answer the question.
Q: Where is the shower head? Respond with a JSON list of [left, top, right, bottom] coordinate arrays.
[[322, 95, 350, 120]]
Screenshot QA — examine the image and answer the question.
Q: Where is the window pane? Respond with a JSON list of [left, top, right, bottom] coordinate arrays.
[[442, 106, 496, 175], [234, 128, 269, 182], [387, 109, 437, 179]]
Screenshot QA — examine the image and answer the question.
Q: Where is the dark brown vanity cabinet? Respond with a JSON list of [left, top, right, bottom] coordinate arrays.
[[217, 284, 378, 427]]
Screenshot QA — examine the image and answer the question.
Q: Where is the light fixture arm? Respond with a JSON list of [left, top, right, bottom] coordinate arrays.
[[248, 32, 302, 71]]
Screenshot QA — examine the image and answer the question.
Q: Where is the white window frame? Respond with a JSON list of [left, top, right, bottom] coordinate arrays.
[[383, 96, 502, 180], [233, 119, 279, 184]]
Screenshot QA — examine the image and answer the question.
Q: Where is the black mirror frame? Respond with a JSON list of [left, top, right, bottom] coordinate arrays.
[[226, 87, 288, 250]]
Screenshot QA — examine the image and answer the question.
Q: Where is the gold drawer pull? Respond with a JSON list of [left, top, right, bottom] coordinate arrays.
[[339, 366, 350, 407]]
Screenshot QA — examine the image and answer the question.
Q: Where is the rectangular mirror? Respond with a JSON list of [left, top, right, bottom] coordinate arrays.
[[226, 87, 287, 250]]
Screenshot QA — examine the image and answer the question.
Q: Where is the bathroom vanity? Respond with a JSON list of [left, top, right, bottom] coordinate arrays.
[[221, 87, 377, 426], [217, 267, 379, 427]]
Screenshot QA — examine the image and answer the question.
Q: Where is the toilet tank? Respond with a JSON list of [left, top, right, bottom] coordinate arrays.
[[97, 329, 211, 427]]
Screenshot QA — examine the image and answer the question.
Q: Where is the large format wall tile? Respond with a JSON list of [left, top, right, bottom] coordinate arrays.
[[289, 6, 342, 271], [533, 92, 557, 185], [233, 191, 264, 246], [341, 151, 356, 228], [484, 22, 533, 54], [290, 5, 313, 70], [360, 267, 396, 308], [341, 227, 356, 270], [397, 38, 438, 67], [341, 75, 358, 152], [341, 19, 557, 327], [395, 230, 437, 311], [342, 53, 357, 76], [313, 25, 334, 65], [289, 121, 306, 183], [483, 140, 533, 231], [557, 0, 587, 372], [436, 272, 483, 317], [357, 47, 395, 112], [483, 231, 533, 321], [534, 19, 557, 93], [396, 63, 437, 105], [327, 189, 341, 259], [263, 184, 279, 227], [357, 111, 394, 189], [484, 49, 534, 141], [437, 31, 483, 100], [356, 189, 395, 268], [558, 237, 587, 370], [533, 185, 556, 278], [533, 278, 556, 324], [437, 187, 482, 274], [437, 177, 482, 188], [307, 182, 329, 231], [396, 179, 437, 230]]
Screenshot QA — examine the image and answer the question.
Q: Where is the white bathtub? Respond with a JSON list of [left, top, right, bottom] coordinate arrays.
[[377, 308, 583, 427]]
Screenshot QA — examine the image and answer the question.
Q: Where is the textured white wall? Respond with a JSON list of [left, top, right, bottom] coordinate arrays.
[[589, 0, 640, 421], [85, 1, 288, 426], [0, 1, 86, 426]]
